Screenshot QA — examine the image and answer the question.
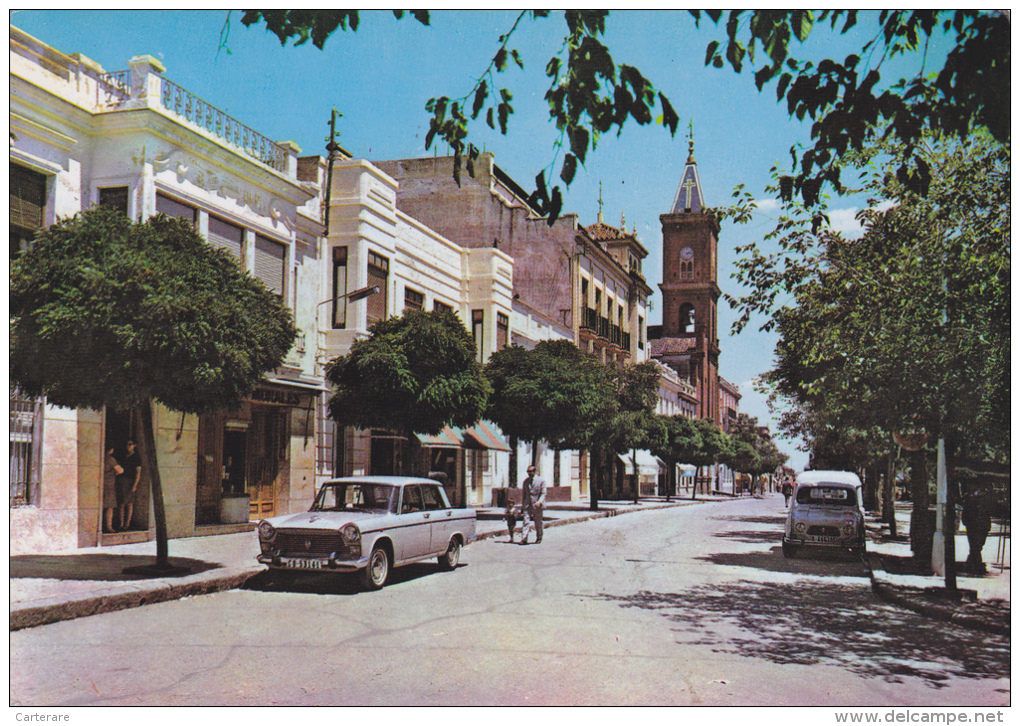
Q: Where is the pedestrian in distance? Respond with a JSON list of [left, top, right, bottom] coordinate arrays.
[[116, 439, 142, 531], [103, 446, 124, 533], [782, 480, 793, 507], [520, 464, 547, 545]]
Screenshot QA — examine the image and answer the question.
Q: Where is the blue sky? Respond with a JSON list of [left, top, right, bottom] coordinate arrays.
[[10, 10, 957, 471]]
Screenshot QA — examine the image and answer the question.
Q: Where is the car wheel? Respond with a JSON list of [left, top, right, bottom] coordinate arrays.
[[361, 545, 390, 590], [438, 537, 461, 570], [782, 542, 797, 559]]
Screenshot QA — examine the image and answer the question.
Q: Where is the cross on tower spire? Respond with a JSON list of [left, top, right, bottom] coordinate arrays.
[[670, 119, 705, 214]]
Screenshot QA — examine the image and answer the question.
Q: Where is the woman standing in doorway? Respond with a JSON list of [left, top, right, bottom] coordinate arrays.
[[103, 446, 124, 532], [116, 439, 141, 531]]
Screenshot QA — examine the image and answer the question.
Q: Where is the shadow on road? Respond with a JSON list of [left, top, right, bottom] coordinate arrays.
[[698, 546, 867, 575], [9, 554, 219, 581], [243, 561, 469, 596], [586, 579, 1010, 689]]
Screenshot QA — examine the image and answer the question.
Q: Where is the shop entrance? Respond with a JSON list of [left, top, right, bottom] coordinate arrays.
[[222, 428, 247, 494], [103, 409, 149, 534]]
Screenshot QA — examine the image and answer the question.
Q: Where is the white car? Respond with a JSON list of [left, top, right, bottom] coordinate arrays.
[[783, 470, 866, 559], [257, 476, 476, 590]]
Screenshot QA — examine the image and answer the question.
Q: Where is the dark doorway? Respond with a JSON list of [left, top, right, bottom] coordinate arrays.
[[222, 429, 247, 495]]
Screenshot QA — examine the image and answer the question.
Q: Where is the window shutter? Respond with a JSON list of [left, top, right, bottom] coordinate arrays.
[[10, 164, 46, 231], [254, 235, 286, 295], [155, 194, 196, 224], [208, 217, 244, 259]]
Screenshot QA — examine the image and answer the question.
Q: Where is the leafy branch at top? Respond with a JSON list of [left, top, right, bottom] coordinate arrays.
[[693, 10, 1009, 207], [233, 10, 679, 224]]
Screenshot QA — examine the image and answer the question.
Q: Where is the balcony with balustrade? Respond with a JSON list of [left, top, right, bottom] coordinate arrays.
[[96, 56, 293, 175]]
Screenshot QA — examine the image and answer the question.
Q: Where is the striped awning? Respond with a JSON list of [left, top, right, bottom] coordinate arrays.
[[462, 420, 512, 451], [415, 426, 464, 448]]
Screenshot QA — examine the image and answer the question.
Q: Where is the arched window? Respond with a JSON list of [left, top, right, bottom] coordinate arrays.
[[680, 259, 695, 280], [680, 303, 696, 334]]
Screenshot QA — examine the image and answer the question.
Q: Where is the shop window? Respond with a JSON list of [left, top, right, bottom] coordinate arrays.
[[366, 252, 389, 326], [255, 234, 287, 298], [316, 393, 336, 478], [208, 216, 244, 260], [332, 246, 348, 329], [404, 287, 424, 311]]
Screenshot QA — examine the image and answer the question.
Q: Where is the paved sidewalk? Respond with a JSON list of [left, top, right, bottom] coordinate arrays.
[[864, 503, 1010, 636], [9, 495, 719, 631]]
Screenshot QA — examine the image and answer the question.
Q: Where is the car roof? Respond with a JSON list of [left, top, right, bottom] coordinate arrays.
[[320, 475, 439, 487], [795, 470, 862, 487]]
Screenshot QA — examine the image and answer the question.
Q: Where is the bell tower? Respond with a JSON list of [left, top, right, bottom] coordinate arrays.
[[658, 128, 721, 422]]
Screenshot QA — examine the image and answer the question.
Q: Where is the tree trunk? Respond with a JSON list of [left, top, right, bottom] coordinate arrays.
[[631, 449, 639, 504], [883, 449, 898, 538], [509, 436, 519, 488], [138, 399, 169, 568], [589, 448, 600, 511], [909, 448, 934, 569], [691, 466, 699, 500]]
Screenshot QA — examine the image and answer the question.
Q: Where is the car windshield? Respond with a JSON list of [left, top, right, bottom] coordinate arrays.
[[796, 485, 857, 506], [312, 483, 398, 513]]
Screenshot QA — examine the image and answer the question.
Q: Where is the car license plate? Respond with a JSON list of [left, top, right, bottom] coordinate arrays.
[[811, 536, 838, 543], [285, 558, 323, 570]]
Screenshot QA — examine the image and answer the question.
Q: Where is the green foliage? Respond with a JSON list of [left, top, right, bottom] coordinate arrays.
[[694, 10, 1009, 206], [233, 10, 1005, 216], [727, 413, 788, 478], [326, 309, 490, 437], [733, 130, 1009, 459], [484, 339, 613, 449], [650, 414, 703, 467], [10, 206, 296, 414], [688, 418, 733, 469], [238, 10, 429, 50]]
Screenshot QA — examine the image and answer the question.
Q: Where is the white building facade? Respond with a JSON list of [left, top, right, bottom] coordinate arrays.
[[9, 26, 327, 553], [9, 26, 516, 554], [315, 156, 515, 508]]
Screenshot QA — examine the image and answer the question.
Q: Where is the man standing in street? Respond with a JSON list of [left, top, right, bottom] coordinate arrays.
[[520, 464, 547, 545]]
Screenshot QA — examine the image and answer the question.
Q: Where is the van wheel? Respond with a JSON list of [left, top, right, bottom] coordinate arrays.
[[438, 538, 461, 570], [361, 545, 390, 590], [782, 542, 797, 559]]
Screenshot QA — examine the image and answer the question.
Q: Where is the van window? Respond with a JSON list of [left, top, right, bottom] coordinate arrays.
[[796, 486, 856, 506]]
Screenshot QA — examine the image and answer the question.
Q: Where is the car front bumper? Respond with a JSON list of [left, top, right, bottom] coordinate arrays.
[[257, 553, 370, 572], [783, 535, 864, 549]]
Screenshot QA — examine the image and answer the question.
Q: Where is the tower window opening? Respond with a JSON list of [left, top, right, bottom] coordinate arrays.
[[680, 303, 695, 335]]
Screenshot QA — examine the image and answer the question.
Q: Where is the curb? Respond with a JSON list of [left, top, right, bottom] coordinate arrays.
[[865, 553, 1010, 637], [10, 568, 261, 632]]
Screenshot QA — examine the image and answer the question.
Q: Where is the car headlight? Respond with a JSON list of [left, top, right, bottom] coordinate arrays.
[[795, 522, 806, 533], [258, 521, 275, 540], [341, 523, 360, 543]]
